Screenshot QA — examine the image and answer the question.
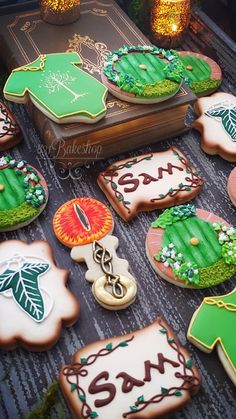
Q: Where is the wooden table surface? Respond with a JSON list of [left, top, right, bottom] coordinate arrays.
[[0, 6, 236, 419]]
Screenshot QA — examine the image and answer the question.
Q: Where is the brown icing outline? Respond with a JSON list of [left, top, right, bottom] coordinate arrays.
[[99, 148, 203, 216], [61, 318, 200, 418]]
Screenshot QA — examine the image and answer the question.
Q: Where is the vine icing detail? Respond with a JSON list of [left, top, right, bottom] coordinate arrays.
[[63, 337, 134, 419]]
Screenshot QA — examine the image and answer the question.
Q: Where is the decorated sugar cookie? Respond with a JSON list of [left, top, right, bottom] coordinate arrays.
[[60, 317, 201, 418], [53, 197, 137, 310], [188, 289, 236, 386], [4, 52, 108, 124], [146, 204, 236, 288], [228, 168, 236, 206], [0, 155, 48, 232], [98, 148, 203, 221], [102, 45, 183, 104], [0, 101, 22, 151], [178, 51, 222, 96], [0, 240, 80, 351], [193, 92, 236, 161]]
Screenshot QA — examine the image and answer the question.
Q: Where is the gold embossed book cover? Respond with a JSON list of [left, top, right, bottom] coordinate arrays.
[[0, 0, 195, 166]]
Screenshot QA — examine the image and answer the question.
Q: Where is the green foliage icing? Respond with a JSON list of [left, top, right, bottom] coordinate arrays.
[[141, 80, 179, 98], [162, 217, 221, 268], [0, 202, 40, 229], [0, 257, 49, 321], [151, 204, 196, 229]]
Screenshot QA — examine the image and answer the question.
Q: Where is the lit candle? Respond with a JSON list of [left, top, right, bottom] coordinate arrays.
[[40, 0, 80, 25], [151, 0, 191, 48]]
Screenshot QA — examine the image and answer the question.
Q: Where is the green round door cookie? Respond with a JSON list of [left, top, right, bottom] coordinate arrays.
[[102, 45, 182, 104], [146, 204, 236, 288]]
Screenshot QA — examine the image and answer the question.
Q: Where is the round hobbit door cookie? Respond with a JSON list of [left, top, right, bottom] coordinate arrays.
[[102, 45, 183, 104], [146, 204, 236, 288], [178, 51, 222, 96], [0, 240, 80, 351], [0, 155, 48, 232]]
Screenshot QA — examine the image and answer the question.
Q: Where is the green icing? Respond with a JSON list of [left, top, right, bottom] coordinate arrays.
[[26, 381, 62, 419], [180, 55, 211, 83], [222, 241, 236, 264], [162, 217, 222, 268], [0, 201, 40, 229], [4, 52, 107, 120], [116, 53, 166, 85], [141, 80, 179, 98], [205, 103, 236, 141], [103, 45, 182, 99], [0, 168, 25, 210], [189, 289, 236, 370], [198, 258, 236, 288], [178, 54, 221, 95], [0, 256, 49, 321]]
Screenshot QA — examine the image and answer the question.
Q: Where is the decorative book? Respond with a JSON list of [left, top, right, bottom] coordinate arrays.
[[0, 0, 196, 167]]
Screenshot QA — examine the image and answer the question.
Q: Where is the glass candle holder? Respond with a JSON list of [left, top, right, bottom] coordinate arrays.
[[40, 0, 80, 25], [151, 0, 191, 48]]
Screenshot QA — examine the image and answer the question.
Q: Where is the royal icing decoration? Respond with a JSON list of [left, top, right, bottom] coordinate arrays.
[[146, 204, 236, 288], [98, 148, 203, 221], [102, 45, 183, 103], [0, 101, 22, 151], [188, 289, 236, 386], [227, 167, 236, 207], [0, 240, 80, 351], [4, 52, 108, 124], [205, 101, 236, 141], [0, 155, 48, 232], [193, 92, 236, 162], [60, 318, 201, 418], [53, 198, 137, 310], [178, 51, 222, 96]]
